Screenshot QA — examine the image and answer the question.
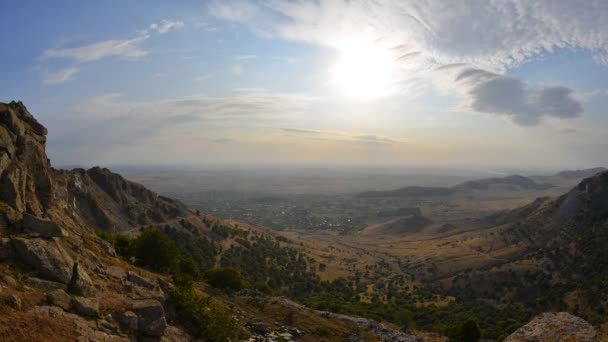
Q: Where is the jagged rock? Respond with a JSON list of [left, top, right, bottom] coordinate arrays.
[[505, 312, 597, 342], [117, 310, 138, 332], [21, 213, 65, 237], [71, 296, 99, 317], [47, 288, 72, 310], [24, 276, 66, 291], [127, 271, 158, 290], [12, 237, 73, 283], [68, 261, 95, 296], [132, 299, 167, 337]]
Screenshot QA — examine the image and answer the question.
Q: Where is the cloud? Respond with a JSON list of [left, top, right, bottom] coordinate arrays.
[[41, 35, 149, 62], [149, 19, 184, 34], [41, 18, 184, 63], [279, 127, 399, 146], [231, 64, 244, 75], [42, 67, 79, 85], [46, 90, 318, 164], [455, 68, 582, 125], [193, 74, 210, 82], [233, 54, 257, 60], [209, 0, 608, 125]]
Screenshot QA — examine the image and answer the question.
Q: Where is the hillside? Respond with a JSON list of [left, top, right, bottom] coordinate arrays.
[[357, 175, 553, 198], [0, 101, 436, 341]]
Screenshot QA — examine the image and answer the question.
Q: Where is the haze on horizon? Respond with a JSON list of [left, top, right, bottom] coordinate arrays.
[[2, 0, 608, 170]]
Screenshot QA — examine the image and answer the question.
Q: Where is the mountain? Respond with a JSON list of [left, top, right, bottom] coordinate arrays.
[[438, 169, 608, 323], [357, 186, 455, 198], [554, 167, 607, 179], [453, 174, 554, 191], [0, 101, 431, 341], [357, 174, 553, 198]]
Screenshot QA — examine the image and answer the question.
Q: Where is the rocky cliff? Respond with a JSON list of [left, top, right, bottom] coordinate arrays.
[[0, 101, 189, 236]]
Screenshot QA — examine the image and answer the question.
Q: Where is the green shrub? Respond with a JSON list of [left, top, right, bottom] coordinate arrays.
[[134, 229, 179, 272], [205, 268, 247, 292], [254, 281, 273, 295], [169, 286, 238, 341]]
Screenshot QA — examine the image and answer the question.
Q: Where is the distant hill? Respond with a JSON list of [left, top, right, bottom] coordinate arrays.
[[364, 214, 432, 235], [554, 167, 607, 179], [453, 174, 554, 191], [357, 174, 553, 197]]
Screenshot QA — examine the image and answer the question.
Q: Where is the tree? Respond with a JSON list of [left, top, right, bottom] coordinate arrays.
[[134, 229, 180, 272], [457, 320, 481, 342], [205, 268, 247, 292]]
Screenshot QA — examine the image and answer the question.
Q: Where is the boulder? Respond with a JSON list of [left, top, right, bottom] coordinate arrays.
[[505, 312, 597, 342], [127, 271, 157, 290], [117, 310, 138, 332], [1, 275, 17, 287], [12, 237, 73, 283], [132, 299, 167, 337], [6, 294, 22, 309], [71, 296, 99, 317], [105, 266, 127, 280], [24, 276, 66, 291], [47, 289, 72, 310], [68, 261, 95, 296], [21, 213, 65, 237]]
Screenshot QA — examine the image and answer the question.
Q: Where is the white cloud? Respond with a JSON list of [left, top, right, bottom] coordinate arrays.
[[193, 74, 210, 82], [41, 35, 149, 62], [233, 54, 257, 60], [232, 64, 244, 75], [149, 19, 185, 34], [42, 67, 80, 85], [209, 0, 608, 125]]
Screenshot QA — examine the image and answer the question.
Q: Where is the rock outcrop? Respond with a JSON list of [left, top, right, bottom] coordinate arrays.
[[12, 237, 73, 283], [504, 312, 597, 342]]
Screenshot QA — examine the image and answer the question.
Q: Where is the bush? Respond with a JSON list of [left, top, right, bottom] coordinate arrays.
[[134, 229, 180, 272], [169, 286, 239, 341], [254, 281, 273, 295], [205, 268, 247, 292]]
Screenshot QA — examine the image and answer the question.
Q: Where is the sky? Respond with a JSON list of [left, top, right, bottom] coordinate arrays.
[[1, 0, 608, 170]]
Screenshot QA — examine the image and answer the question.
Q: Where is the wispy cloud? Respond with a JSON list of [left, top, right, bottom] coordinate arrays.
[[42, 67, 79, 85], [149, 19, 184, 34], [40, 18, 183, 63], [41, 35, 149, 62], [233, 54, 257, 60], [279, 127, 400, 146]]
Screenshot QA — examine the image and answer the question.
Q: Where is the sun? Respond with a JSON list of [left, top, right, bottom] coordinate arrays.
[[330, 38, 396, 100]]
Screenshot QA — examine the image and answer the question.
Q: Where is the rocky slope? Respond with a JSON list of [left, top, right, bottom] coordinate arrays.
[[0, 101, 438, 341]]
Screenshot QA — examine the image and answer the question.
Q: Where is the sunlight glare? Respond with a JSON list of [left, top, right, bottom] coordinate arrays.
[[330, 38, 396, 100]]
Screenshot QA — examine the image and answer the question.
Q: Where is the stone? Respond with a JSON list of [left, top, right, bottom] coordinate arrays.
[[12, 237, 73, 283], [24, 276, 66, 291], [68, 261, 95, 296], [105, 266, 127, 280], [1, 274, 17, 287], [127, 271, 157, 290], [0, 238, 13, 260], [6, 294, 22, 309], [504, 312, 597, 342], [132, 299, 167, 337], [117, 310, 138, 332], [21, 213, 65, 237], [47, 289, 72, 310], [71, 296, 99, 317]]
